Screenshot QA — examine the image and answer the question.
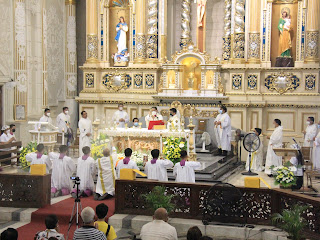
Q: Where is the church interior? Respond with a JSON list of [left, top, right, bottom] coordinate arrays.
[[0, 0, 320, 239]]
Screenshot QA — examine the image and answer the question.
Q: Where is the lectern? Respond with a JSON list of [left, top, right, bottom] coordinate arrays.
[[273, 148, 299, 164], [28, 122, 59, 152]]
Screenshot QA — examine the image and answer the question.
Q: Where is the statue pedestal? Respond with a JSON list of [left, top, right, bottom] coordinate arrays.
[[275, 57, 294, 67], [169, 84, 176, 89]]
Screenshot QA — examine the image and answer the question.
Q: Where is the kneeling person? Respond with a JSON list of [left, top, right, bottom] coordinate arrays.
[[145, 149, 173, 181], [173, 151, 201, 183], [26, 144, 52, 173], [116, 148, 139, 178]]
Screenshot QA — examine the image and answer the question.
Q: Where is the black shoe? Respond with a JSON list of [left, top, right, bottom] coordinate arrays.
[[217, 148, 222, 156], [222, 151, 228, 156], [267, 174, 273, 178], [93, 192, 100, 201]]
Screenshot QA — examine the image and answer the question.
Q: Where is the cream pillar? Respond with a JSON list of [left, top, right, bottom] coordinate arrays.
[[247, 0, 261, 63], [146, 0, 158, 62], [135, 0, 146, 63], [159, 0, 167, 61], [222, 0, 231, 61], [232, 0, 245, 63], [86, 0, 98, 62], [305, 0, 319, 62], [180, 0, 191, 47]]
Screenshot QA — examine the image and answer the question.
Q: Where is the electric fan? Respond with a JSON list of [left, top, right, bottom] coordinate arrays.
[[241, 133, 261, 176]]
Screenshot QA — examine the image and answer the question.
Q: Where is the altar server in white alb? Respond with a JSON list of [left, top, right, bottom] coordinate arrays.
[[216, 106, 231, 156], [265, 119, 283, 176], [313, 121, 320, 171], [167, 108, 180, 130], [214, 111, 222, 155], [246, 128, 264, 172], [145, 107, 163, 128], [78, 111, 93, 156], [72, 146, 96, 198], [112, 103, 129, 128], [50, 145, 76, 198], [173, 150, 201, 183], [56, 107, 70, 133], [37, 108, 52, 131], [94, 147, 117, 201], [116, 148, 139, 177], [145, 149, 173, 181], [26, 144, 52, 173], [303, 117, 317, 147]]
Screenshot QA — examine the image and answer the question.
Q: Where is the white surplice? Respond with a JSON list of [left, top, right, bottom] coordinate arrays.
[[219, 113, 231, 151], [116, 159, 139, 178], [214, 113, 222, 148], [112, 110, 129, 128], [313, 131, 320, 170], [167, 114, 181, 130], [0, 133, 12, 151], [76, 156, 96, 191], [173, 161, 201, 183], [303, 124, 317, 147], [145, 159, 174, 181], [246, 137, 263, 172], [96, 150, 117, 196], [78, 117, 93, 155], [145, 113, 163, 128], [26, 152, 52, 173], [56, 113, 70, 133], [49, 152, 76, 190], [265, 126, 283, 174], [37, 115, 53, 131]]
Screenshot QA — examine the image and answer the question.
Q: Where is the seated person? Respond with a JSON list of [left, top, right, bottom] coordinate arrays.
[[0, 228, 18, 240], [187, 226, 202, 240], [245, 128, 263, 172], [145, 107, 163, 128], [49, 145, 76, 198], [173, 151, 201, 183], [72, 146, 96, 198], [290, 156, 304, 190], [0, 125, 16, 167], [116, 148, 139, 178], [145, 149, 173, 181], [95, 203, 117, 240], [35, 214, 65, 240], [167, 108, 180, 130], [132, 118, 140, 129], [26, 144, 52, 174]]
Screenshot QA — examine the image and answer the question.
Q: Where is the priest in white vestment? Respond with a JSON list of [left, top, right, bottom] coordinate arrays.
[[246, 128, 263, 172], [313, 121, 320, 170], [265, 119, 283, 175], [56, 107, 71, 133], [145, 107, 163, 128], [116, 148, 139, 178], [78, 111, 92, 156], [173, 150, 201, 183], [167, 108, 180, 130], [26, 144, 52, 174], [94, 147, 117, 200], [214, 112, 222, 155], [49, 145, 76, 197], [216, 106, 231, 156], [37, 108, 52, 131], [145, 149, 173, 181], [303, 117, 317, 147], [112, 103, 129, 128]]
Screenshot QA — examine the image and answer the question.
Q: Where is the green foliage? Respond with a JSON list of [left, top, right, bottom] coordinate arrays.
[[19, 142, 38, 169], [272, 204, 308, 240], [162, 137, 187, 164], [142, 186, 175, 213]]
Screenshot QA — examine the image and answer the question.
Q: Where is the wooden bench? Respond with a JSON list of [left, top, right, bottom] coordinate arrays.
[[0, 141, 22, 166]]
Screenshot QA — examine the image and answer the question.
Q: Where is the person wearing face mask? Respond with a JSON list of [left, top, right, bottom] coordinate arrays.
[[132, 118, 140, 128], [78, 111, 93, 157], [303, 117, 317, 148], [167, 108, 181, 130], [38, 108, 53, 131], [9, 124, 17, 164], [246, 128, 263, 172], [112, 103, 129, 128], [145, 107, 163, 128], [215, 106, 231, 156], [56, 107, 71, 133], [0, 125, 16, 167], [214, 109, 223, 155], [265, 119, 283, 176], [312, 121, 320, 171]]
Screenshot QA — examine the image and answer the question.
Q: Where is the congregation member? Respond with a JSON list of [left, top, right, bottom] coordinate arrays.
[[78, 111, 93, 156], [145, 107, 163, 127], [145, 149, 173, 181], [215, 106, 231, 156], [303, 116, 317, 147], [132, 118, 140, 129], [265, 119, 283, 176], [0, 228, 18, 240], [38, 108, 52, 131], [245, 128, 263, 172], [112, 103, 129, 128], [73, 207, 107, 240], [116, 148, 139, 177], [72, 146, 96, 198], [8, 124, 17, 164], [0, 125, 16, 167], [313, 120, 320, 170], [289, 155, 304, 190], [26, 144, 52, 174], [35, 214, 65, 240], [56, 107, 70, 133], [173, 150, 201, 183], [187, 226, 202, 240], [167, 108, 180, 130], [49, 145, 76, 198], [140, 208, 178, 240], [95, 203, 117, 240], [94, 148, 117, 200], [213, 110, 222, 155]]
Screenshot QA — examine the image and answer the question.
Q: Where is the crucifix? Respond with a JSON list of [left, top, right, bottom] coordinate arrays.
[[196, 0, 207, 52]]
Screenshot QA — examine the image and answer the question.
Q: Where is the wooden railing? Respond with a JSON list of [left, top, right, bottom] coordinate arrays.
[[0, 141, 22, 164], [115, 179, 320, 239]]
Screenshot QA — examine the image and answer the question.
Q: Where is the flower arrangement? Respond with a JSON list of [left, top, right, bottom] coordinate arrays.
[[19, 142, 38, 169], [91, 133, 110, 160], [273, 166, 296, 188], [162, 137, 187, 164], [117, 151, 152, 167]]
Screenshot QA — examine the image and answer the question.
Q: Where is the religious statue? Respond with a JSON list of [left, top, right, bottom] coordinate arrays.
[[278, 8, 292, 57], [197, 0, 207, 27], [113, 16, 129, 64], [188, 72, 197, 89]]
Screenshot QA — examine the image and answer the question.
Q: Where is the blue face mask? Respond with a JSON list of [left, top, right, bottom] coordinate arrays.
[[219, 109, 223, 114], [134, 122, 139, 127]]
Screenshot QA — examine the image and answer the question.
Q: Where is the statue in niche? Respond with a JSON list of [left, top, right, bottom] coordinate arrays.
[[113, 16, 129, 64], [187, 61, 197, 89]]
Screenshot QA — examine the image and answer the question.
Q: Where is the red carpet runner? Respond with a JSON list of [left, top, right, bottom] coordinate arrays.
[[18, 196, 115, 240]]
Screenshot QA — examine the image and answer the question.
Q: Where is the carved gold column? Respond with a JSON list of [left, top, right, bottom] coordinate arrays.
[[305, 0, 319, 62], [180, 0, 191, 47], [135, 0, 146, 63], [146, 0, 158, 62], [248, 0, 260, 63], [222, 0, 231, 62], [232, 0, 245, 63], [86, 0, 98, 62], [159, 0, 167, 61]]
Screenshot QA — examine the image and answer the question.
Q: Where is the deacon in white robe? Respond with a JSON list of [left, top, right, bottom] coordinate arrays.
[[145, 107, 163, 128], [37, 108, 52, 131], [116, 148, 139, 178], [313, 122, 320, 170], [246, 128, 263, 172], [173, 150, 201, 183], [112, 104, 129, 128], [303, 117, 317, 147], [265, 119, 283, 175], [167, 108, 180, 130], [145, 149, 173, 181], [216, 106, 231, 155], [214, 113, 222, 153], [56, 107, 70, 133], [49, 145, 76, 197], [95, 147, 117, 200], [78, 111, 93, 156], [26, 144, 52, 174]]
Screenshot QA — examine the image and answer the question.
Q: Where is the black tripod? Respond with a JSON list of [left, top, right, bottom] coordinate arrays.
[[67, 178, 83, 240]]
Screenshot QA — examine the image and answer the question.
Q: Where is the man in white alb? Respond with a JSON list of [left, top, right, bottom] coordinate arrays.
[[38, 108, 52, 131], [167, 108, 180, 130], [216, 106, 231, 156], [112, 103, 129, 128], [56, 107, 70, 133], [303, 116, 317, 147], [214, 110, 222, 155], [78, 111, 92, 156], [145, 107, 163, 128], [313, 120, 320, 170]]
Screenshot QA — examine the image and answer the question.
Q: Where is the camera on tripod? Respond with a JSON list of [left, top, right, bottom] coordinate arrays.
[[70, 176, 80, 184]]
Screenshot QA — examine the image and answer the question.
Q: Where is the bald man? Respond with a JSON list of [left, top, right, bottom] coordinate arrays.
[[140, 208, 178, 240]]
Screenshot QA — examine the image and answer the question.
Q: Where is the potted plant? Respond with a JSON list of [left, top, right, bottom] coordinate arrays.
[[142, 186, 175, 213], [272, 204, 308, 240], [272, 165, 296, 188]]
